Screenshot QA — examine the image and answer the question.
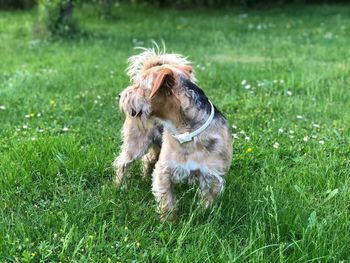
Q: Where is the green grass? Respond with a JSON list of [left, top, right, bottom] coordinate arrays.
[[1, 4, 350, 262]]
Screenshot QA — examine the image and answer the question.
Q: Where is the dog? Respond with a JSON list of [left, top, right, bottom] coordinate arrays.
[[114, 47, 232, 220]]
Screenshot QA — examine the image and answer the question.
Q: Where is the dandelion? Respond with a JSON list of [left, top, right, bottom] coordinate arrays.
[[319, 140, 325, 145], [246, 147, 253, 153], [241, 80, 247, 85], [273, 142, 280, 149], [296, 115, 303, 120], [0, 105, 6, 110], [31, 252, 36, 257], [287, 91, 292, 96], [62, 126, 69, 132], [303, 136, 309, 142]]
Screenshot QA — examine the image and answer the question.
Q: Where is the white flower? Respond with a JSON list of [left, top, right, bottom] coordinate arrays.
[[15, 128, 21, 132], [31, 137, 36, 141], [278, 128, 284, 133], [273, 142, 280, 149], [25, 114, 30, 118], [319, 140, 325, 145], [97, 95, 101, 100], [244, 84, 251, 90], [241, 80, 247, 85], [245, 136, 250, 141], [289, 130, 295, 134], [232, 133, 239, 139], [280, 80, 285, 84], [296, 115, 303, 120], [286, 91, 292, 96], [22, 124, 28, 129], [239, 130, 246, 135], [38, 128, 45, 133], [313, 123, 320, 128], [0, 105, 6, 110], [303, 136, 309, 142], [311, 134, 317, 139], [62, 126, 69, 132], [231, 124, 237, 129], [273, 80, 278, 84], [37, 113, 42, 117]]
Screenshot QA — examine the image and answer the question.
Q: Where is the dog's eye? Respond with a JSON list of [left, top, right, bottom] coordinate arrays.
[[130, 109, 142, 117], [131, 109, 137, 117]]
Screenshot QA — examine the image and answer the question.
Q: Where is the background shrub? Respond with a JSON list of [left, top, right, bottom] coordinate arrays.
[[0, 0, 36, 9], [38, 0, 77, 36]]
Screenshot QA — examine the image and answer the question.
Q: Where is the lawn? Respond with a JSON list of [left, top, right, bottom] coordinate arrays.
[[1, 3, 350, 262]]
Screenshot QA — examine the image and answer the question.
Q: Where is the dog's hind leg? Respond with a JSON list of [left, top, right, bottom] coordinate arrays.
[[198, 173, 224, 209]]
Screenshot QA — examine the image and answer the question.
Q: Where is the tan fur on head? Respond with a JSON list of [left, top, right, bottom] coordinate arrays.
[[127, 45, 196, 83]]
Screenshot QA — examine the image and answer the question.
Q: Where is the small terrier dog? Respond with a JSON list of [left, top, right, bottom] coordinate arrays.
[[114, 47, 232, 220]]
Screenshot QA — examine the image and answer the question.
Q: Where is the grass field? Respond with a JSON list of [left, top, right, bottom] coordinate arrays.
[[1, 4, 350, 262]]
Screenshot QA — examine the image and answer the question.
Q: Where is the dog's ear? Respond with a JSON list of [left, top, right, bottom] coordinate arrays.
[[150, 68, 174, 98]]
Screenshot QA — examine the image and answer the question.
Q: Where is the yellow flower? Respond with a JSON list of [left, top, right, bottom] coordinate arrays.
[[49, 99, 56, 106], [124, 236, 128, 242], [31, 252, 36, 257], [30, 112, 35, 117], [246, 147, 253, 153]]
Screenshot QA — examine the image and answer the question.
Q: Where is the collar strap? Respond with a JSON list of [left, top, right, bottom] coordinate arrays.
[[173, 101, 215, 144]]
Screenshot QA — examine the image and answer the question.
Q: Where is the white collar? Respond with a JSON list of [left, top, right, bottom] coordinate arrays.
[[172, 101, 215, 144]]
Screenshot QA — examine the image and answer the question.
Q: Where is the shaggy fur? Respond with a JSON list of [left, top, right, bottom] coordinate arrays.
[[114, 47, 232, 220]]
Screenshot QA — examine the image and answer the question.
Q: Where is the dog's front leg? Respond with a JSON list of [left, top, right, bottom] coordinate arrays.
[[113, 118, 152, 186], [141, 144, 160, 178], [152, 163, 176, 221]]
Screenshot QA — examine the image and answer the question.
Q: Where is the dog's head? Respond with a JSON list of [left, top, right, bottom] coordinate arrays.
[[119, 48, 195, 124]]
